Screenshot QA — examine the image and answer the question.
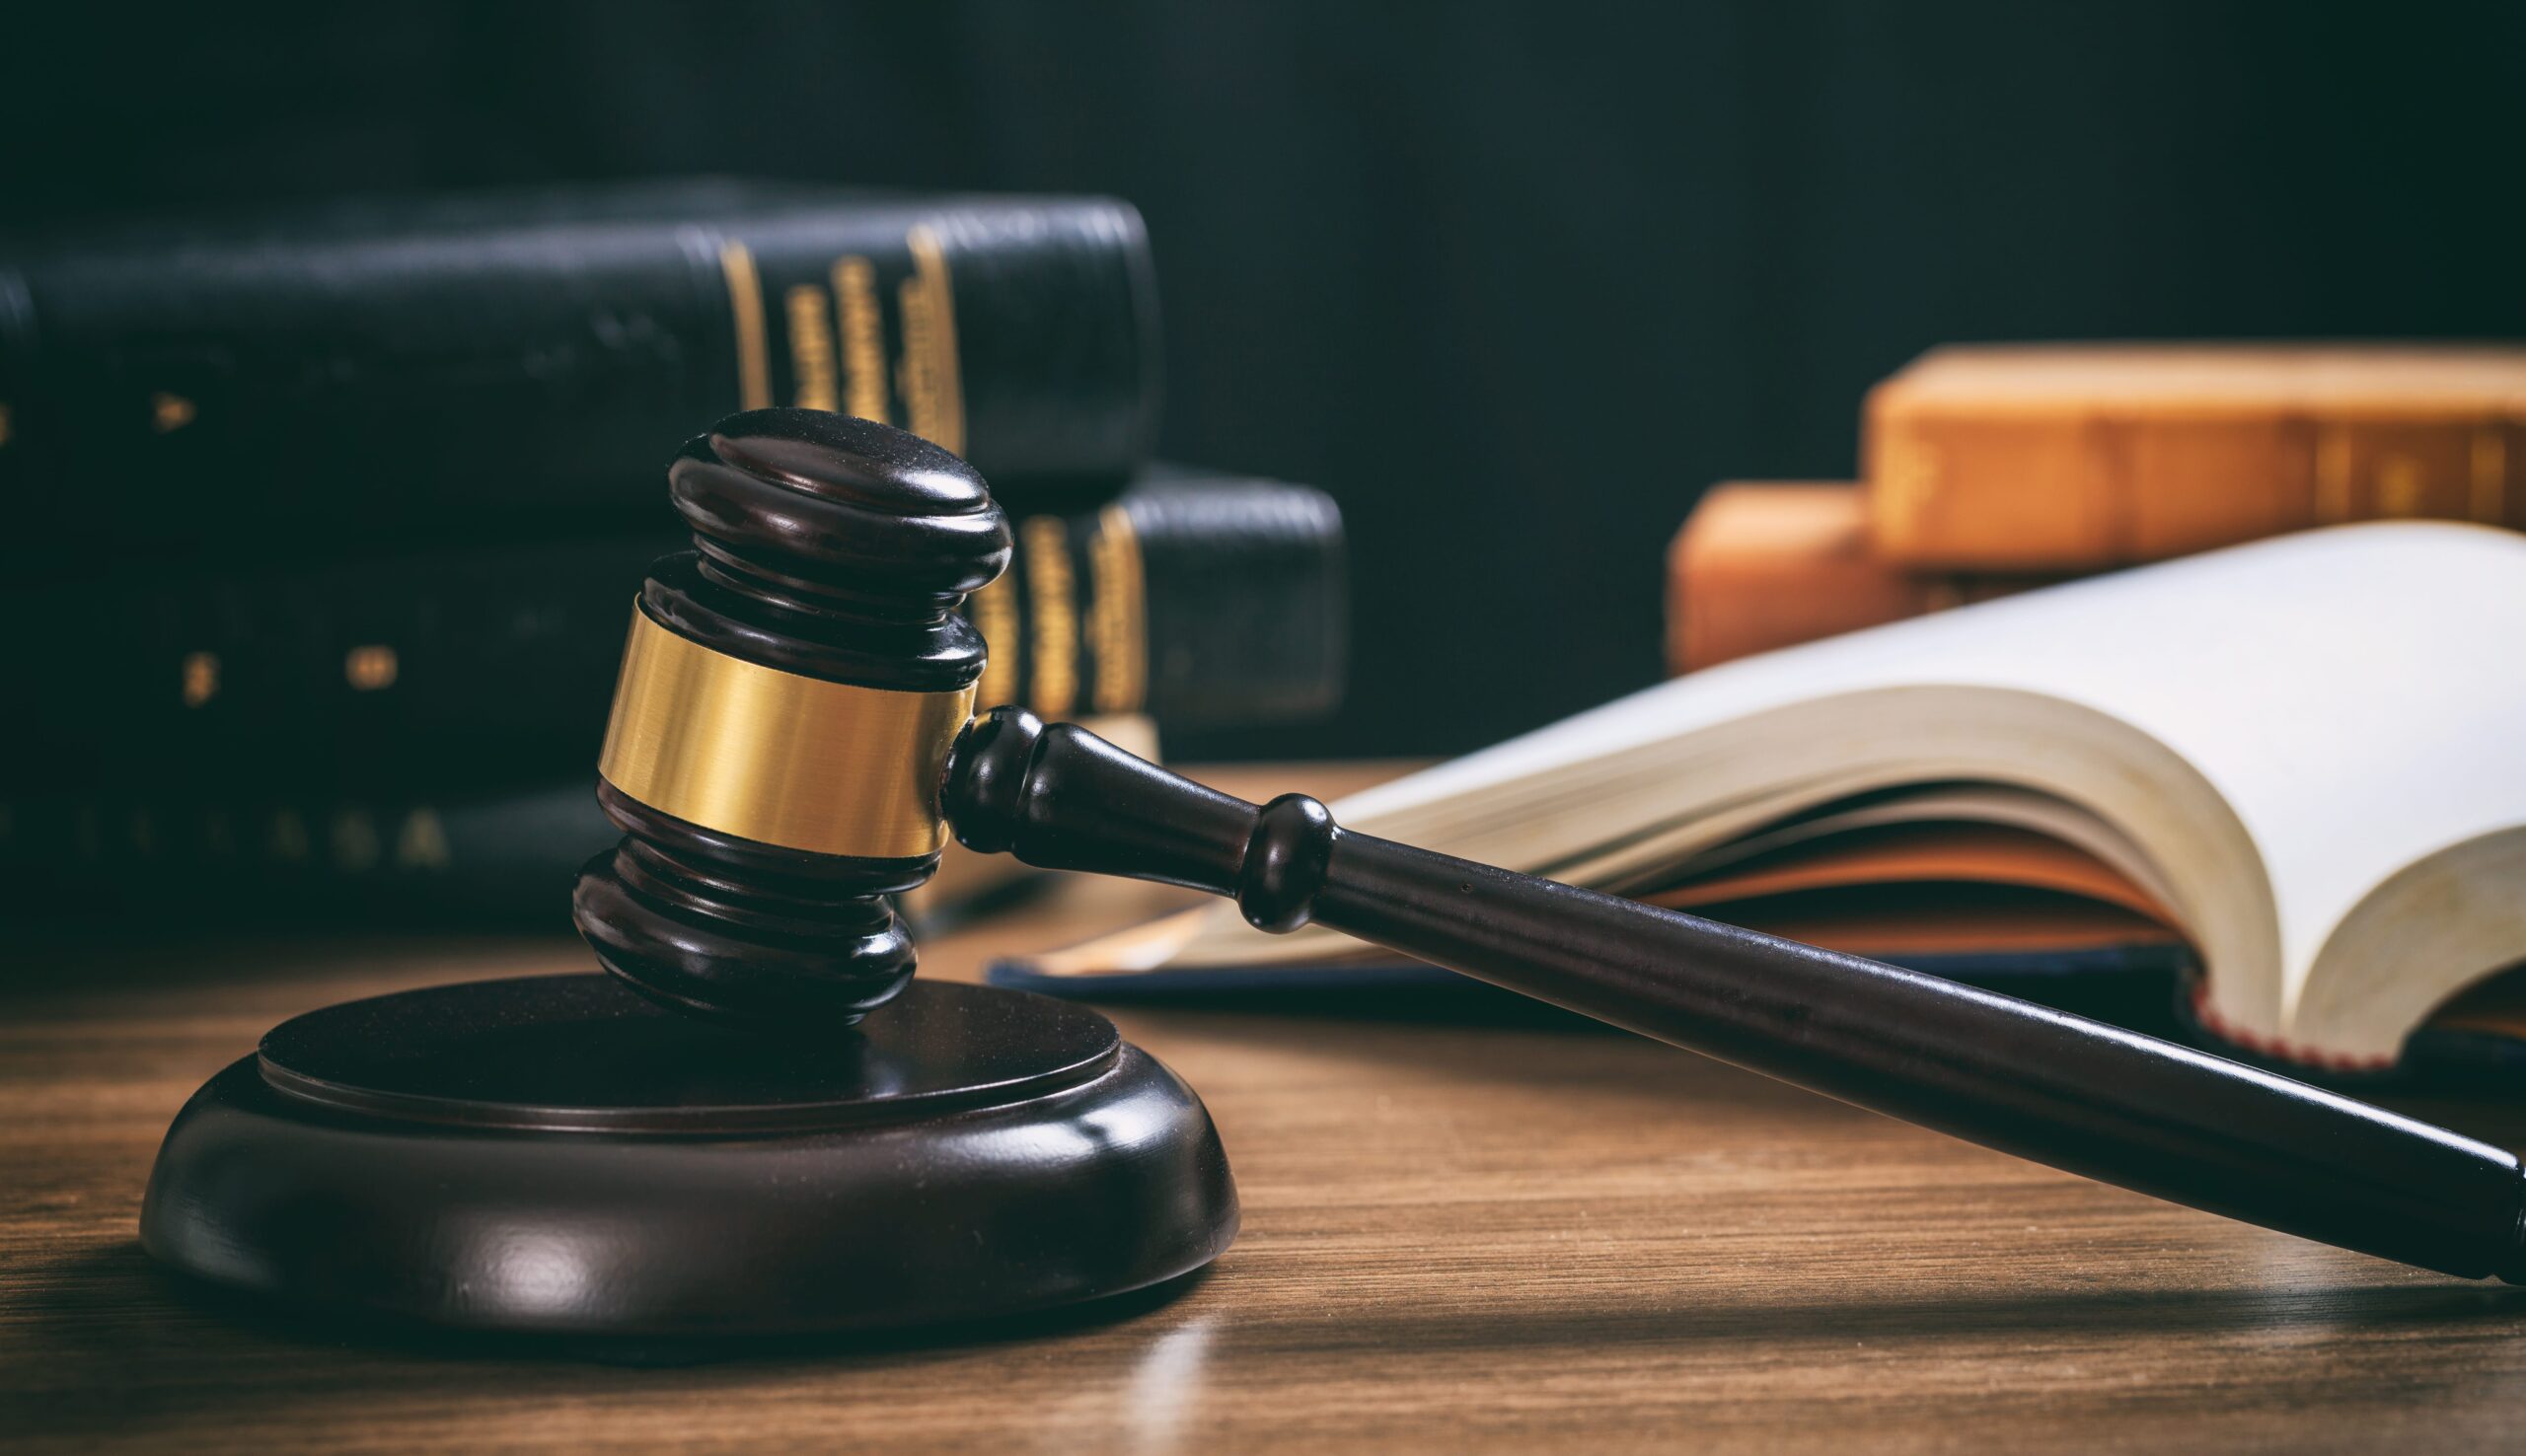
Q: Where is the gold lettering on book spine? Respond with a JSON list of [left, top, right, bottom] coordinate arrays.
[[344, 645, 398, 691], [1087, 504, 1148, 714], [395, 809, 452, 870], [895, 225, 967, 455], [1020, 516, 1078, 718], [181, 651, 219, 707], [783, 284, 841, 411], [718, 240, 774, 411], [832, 256, 890, 424], [969, 571, 1020, 709]]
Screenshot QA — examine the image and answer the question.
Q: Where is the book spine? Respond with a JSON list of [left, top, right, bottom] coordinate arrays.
[[10, 476, 1344, 790], [0, 191, 1157, 546], [17, 536, 683, 793], [1668, 483, 2043, 673], [0, 782, 613, 923], [973, 473, 1347, 728], [1866, 398, 2526, 569], [1669, 535, 2029, 674], [0, 716, 1160, 929]]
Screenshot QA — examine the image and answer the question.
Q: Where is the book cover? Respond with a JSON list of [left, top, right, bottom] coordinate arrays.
[[0, 181, 1158, 547], [1669, 482, 2043, 672], [8, 472, 1344, 793], [0, 717, 1155, 928], [1865, 344, 2526, 569]]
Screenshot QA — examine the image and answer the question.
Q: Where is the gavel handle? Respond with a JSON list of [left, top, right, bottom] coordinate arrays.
[[943, 709, 2526, 1281]]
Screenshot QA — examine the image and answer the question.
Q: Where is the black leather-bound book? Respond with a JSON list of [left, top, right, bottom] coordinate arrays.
[[10, 471, 1344, 792], [0, 181, 1156, 546], [0, 720, 1158, 931], [978, 472, 1347, 730], [0, 780, 613, 925]]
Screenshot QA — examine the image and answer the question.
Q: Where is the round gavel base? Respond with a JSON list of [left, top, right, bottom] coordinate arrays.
[[139, 975, 1238, 1340]]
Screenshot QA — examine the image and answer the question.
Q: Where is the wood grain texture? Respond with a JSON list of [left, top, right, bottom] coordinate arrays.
[[6, 764, 2526, 1455]]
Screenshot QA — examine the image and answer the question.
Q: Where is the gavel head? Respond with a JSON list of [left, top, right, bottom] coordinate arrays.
[[571, 408, 1011, 1026]]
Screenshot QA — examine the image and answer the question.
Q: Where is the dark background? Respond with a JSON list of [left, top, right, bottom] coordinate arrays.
[[10, 1, 2523, 757]]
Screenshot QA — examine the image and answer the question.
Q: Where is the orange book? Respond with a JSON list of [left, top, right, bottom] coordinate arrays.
[[1667, 482, 2043, 673], [1865, 343, 2526, 569]]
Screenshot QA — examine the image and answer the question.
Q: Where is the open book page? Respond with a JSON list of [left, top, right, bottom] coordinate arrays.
[[1658, 784, 2182, 913], [1080, 523, 2526, 1059]]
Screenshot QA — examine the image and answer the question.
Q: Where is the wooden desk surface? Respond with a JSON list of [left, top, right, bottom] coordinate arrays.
[[7, 764, 2526, 1454]]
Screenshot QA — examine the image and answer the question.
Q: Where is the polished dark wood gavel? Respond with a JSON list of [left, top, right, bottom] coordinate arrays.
[[143, 408, 2525, 1342], [576, 409, 2525, 1279]]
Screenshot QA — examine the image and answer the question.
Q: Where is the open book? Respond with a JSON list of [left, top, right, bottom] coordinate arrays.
[[996, 522, 2526, 1071]]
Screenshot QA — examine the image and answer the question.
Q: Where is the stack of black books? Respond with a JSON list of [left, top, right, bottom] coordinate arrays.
[[0, 180, 1346, 924]]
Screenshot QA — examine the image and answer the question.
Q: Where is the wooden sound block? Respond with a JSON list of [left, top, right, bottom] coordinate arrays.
[[139, 976, 1237, 1340]]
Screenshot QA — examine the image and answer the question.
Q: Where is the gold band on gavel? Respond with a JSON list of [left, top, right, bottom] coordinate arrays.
[[596, 606, 976, 859]]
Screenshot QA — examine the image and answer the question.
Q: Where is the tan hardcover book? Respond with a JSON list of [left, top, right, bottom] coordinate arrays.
[[1669, 482, 2043, 672], [1865, 343, 2526, 568]]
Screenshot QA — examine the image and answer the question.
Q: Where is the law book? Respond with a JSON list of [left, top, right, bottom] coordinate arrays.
[[994, 522, 2526, 1074], [10, 471, 1344, 791], [0, 717, 1154, 929], [0, 181, 1157, 547], [1668, 482, 2046, 673], [1865, 343, 2526, 569]]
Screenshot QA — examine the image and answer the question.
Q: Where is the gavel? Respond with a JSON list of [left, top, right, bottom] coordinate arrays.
[[143, 408, 2525, 1341]]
